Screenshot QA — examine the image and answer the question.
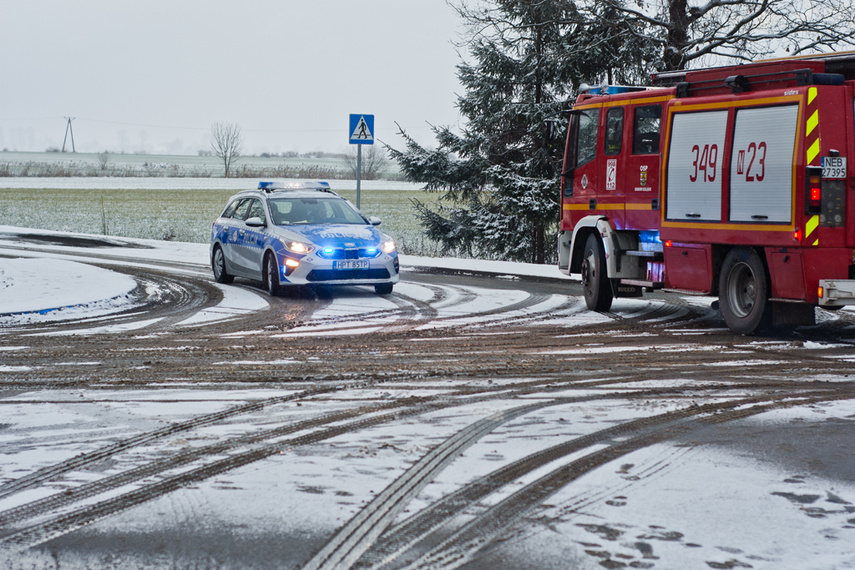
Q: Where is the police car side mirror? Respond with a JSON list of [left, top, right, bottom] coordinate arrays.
[[245, 216, 266, 228], [368, 216, 382, 226]]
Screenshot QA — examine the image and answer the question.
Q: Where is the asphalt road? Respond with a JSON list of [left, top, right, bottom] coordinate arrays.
[[1, 235, 854, 569]]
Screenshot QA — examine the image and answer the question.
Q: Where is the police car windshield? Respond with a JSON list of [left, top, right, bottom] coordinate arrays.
[[269, 197, 366, 226]]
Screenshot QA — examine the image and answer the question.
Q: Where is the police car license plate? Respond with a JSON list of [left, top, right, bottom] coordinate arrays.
[[334, 260, 368, 270], [822, 156, 847, 179]]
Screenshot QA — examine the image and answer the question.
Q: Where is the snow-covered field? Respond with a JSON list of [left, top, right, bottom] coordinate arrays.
[[0, 177, 421, 192], [0, 177, 438, 250]]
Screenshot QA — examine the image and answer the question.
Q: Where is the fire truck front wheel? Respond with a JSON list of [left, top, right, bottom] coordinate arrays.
[[719, 247, 770, 334], [581, 233, 614, 312]]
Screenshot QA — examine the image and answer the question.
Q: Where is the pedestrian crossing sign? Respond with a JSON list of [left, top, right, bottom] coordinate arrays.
[[349, 114, 374, 145]]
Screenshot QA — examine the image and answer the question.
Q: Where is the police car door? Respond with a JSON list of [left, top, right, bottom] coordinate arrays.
[[233, 198, 267, 280], [221, 198, 252, 276]]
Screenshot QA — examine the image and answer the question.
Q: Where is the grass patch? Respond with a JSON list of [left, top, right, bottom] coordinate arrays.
[[0, 184, 443, 254]]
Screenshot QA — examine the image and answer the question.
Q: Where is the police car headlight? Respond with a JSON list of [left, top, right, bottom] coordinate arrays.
[[381, 240, 396, 254], [283, 240, 314, 254]]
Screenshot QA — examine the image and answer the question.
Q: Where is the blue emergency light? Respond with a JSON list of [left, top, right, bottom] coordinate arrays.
[[258, 180, 332, 191], [580, 85, 648, 95]]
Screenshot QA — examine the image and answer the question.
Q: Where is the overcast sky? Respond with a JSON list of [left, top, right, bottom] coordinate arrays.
[[0, 0, 465, 156]]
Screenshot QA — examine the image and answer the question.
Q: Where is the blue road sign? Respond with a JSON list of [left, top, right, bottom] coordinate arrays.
[[349, 114, 374, 145]]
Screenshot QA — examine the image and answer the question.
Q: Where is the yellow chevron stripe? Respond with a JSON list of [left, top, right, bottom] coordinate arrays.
[[808, 87, 817, 105], [806, 215, 820, 240], [806, 110, 819, 136], [807, 139, 821, 164]]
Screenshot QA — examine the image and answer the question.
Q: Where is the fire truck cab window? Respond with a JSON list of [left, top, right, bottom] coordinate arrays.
[[605, 107, 624, 155], [576, 108, 599, 167], [632, 105, 662, 155]]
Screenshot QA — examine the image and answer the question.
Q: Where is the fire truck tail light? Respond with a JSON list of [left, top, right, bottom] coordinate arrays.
[[818, 285, 824, 299], [794, 228, 801, 242], [806, 167, 823, 213], [809, 184, 821, 206]]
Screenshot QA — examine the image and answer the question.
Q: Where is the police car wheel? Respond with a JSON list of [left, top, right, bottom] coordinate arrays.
[[212, 246, 234, 284], [264, 252, 281, 296], [582, 233, 613, 312], [375, 283, 393, 295], [719, 247, 770, 334]]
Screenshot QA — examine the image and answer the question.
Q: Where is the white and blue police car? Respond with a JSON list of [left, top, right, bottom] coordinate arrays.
[[210, 181, 399, 295]]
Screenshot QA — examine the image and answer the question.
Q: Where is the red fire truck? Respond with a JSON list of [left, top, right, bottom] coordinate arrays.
[[559, 52, 855, 334]]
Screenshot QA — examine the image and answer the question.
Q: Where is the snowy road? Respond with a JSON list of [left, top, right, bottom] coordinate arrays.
[[1, 228, 855, 569]]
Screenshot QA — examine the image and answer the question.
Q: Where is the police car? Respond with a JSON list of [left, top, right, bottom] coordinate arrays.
[[210, 181, 399, 295]]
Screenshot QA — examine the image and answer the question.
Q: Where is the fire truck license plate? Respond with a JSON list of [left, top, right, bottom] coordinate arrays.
[[822, 156, 847, 179], [334, 260, 369, 270]]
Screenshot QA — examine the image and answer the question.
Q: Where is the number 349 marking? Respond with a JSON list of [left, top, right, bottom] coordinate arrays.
[[689, 144, 718, 182]]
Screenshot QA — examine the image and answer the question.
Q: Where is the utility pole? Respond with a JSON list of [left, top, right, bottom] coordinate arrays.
[[62, 117, 76, 152]]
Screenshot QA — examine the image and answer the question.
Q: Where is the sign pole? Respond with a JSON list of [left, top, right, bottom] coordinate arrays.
[[356, 144, 362, 209], [349, 113, 374, 211]]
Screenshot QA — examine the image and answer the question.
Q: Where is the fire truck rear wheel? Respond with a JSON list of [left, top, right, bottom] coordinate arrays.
[[581, 233, 613, 312], [719, 247, 770, 334]]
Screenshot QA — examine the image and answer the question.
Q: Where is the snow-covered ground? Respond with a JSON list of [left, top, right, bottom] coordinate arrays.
[[2, 226, 855, 570], [0, 224, 573, 323], [0, 258, 136, 317]]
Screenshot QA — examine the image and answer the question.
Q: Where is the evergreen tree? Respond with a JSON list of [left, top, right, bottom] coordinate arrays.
[[392, 0, 855, 264], [389, 0, 654, 263]]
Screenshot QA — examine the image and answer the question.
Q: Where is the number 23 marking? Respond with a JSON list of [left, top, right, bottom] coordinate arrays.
[[744, 142, 766, 182]]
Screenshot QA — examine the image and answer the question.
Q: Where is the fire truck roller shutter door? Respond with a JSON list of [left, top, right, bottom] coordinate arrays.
[[666, 110, 728, 221], [729, 105, 798, 223]]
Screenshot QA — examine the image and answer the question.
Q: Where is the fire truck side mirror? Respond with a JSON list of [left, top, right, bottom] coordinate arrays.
[[561, 111, 582, 180]]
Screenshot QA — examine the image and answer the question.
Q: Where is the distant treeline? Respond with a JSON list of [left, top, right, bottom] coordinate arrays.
[[0, 160, 407, 180]]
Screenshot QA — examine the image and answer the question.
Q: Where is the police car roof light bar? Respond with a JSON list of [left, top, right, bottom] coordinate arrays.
[[258, 180, 334, 193]]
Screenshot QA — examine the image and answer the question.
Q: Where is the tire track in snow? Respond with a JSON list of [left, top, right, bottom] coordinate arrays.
[[373, 390, 853, 570], [0, 387, 710, 551]]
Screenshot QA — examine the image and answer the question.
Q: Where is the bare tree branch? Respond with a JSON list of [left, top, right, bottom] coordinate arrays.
[[344, 145, 388, 181], [210, 122, 243, 178], [586, 0, 855, 70]]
